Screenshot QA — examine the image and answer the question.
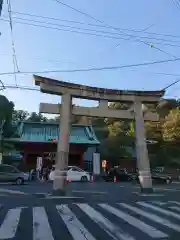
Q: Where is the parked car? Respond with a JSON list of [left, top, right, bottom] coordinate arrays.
[[0, 164, 29, 185], [134, 172, 172, 184], [151, 173, 172, 184], [49, 166, 90, 182], [103, 168, 133, 182]]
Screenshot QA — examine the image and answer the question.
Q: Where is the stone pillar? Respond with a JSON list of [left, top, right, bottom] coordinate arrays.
[[53, 93, 72, 195], [134, 100, 153, 193]]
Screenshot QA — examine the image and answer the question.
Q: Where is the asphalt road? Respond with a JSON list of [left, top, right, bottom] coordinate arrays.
[[0, 181, 180, 239]]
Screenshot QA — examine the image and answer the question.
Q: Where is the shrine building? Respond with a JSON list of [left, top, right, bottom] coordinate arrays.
[[4, 122, 100, 171]]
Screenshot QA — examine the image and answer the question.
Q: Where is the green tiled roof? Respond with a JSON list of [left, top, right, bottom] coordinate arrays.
[[8, 122, 100, 145]]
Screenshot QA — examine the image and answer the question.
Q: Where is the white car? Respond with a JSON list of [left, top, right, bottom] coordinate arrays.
[[49, 166, 90, 182]]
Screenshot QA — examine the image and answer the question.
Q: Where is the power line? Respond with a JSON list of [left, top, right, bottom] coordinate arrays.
[[172, 0, 180, 10], [52, 0, 177, 58], [0, 18, 130, 41], [11, 11, 180, 40], [2, 18, 180, 50], [162, 79, 180, 90], [2, 84, 40, 91], [0, 57, 179, 76], [6, 15, 180, 45], [2, 52, 180, 77], [7, 0, 19, 86]]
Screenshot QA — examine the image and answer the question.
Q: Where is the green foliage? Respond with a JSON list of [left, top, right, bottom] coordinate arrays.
[[12, 110, 29, 122], [162, 108, 180, 142], [0, 95, 14, 138], [26, 112, 48, 122], [2, 142, 15, 154], [100, 136, 132, 165], [92, 118, 108, 140], [2, 94, 180, 168]]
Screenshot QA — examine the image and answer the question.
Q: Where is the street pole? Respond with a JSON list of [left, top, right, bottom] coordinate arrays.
[[0, 120, 5, 164], [0, 0, 3, 16], [53, 93, 72, 195]]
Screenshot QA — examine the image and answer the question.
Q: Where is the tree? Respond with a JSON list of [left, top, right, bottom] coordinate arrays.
[[0, 95, 14, 137], [100, 136, 132, 166], [157, 99, 180, 119], [104, 103, 130, 137], [91, 118, 109, 140], [27, 112, 47, 122], [12, 110, 29, 123], [162, 108, 180, 141]]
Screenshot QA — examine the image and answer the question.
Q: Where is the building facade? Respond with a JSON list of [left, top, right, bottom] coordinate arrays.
[[5, 122, 100, 171]]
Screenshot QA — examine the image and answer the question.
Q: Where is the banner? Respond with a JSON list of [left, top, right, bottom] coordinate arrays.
[[93, 153, 100, 175], [36, 157, 42, 171]]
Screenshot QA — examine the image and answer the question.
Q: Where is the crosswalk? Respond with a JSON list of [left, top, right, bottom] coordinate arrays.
[[0, 201, 180, 239]]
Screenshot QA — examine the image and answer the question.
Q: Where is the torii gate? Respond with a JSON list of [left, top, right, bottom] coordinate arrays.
[[34, 75, 164, 195]]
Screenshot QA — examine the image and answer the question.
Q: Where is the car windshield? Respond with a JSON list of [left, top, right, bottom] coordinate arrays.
[[69, 166, 84, 172], [11, 167, 20, 173]]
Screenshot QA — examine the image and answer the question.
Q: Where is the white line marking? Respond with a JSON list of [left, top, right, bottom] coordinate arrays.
[[0, 208, 21, 239], [120, 203, 180, 233], [153, 201, 167, 206], [169, 206, 180, 212], [137, 202, 180, 220], [77, 203, 135, 240], [46, 196, 84, 199], [132, 192, 164, 196], [172, 181, 180, 184], [33, 207, 54, 240], [154, 188, 180, 192], [168, 201, 180, 206], [56, 205, 96, 240], [99, 203, 166, 238], [72, 190, 108, 194]]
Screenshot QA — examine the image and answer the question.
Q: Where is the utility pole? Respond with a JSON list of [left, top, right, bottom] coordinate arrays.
[[0, 0, 3, 16], [0, 120, 5, 164]]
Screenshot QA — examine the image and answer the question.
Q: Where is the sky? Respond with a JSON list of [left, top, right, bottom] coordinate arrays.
[[0, 0, 180, 113]]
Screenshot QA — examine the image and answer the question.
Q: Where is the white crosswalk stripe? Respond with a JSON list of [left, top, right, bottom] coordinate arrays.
[[99, 203, 167, 238], [0, 201, 180, 239], [168, 206, 180, 212], [33, 207, 54, 240], [77, 203, 135, 240], [0, 208, 21, 239], [56, 205, 96, 240]]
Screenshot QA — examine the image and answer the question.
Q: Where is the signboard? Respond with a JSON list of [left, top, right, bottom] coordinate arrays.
[[102, 160, 107, 168], [0, 153, 2, 164], [36, 157, 42, 171], [93, 153, 100, 175]]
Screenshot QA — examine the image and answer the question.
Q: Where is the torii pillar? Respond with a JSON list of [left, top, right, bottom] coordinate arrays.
[[134, 100, 152, 192], [53, 93, 72, 195]]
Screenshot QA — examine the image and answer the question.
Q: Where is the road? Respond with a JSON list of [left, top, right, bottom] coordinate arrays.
[[0, 181, 180, 239]]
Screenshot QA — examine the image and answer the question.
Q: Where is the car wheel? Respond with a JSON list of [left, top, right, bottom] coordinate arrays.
[[81, 176, 88, 182], [16, 178, 24, 185]]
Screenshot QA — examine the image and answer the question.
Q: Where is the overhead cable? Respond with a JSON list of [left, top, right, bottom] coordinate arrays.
[[3, 84, 40, 91], [6, 0, 19, 86], [6, 15, 180, 45], [1, 18, 180, 50], [171, 0, 180, 10], [162, 79, 180, 90], [52, 0, 177, 58], [10, 11, 180, 40], [0, 57, 179, 76]]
